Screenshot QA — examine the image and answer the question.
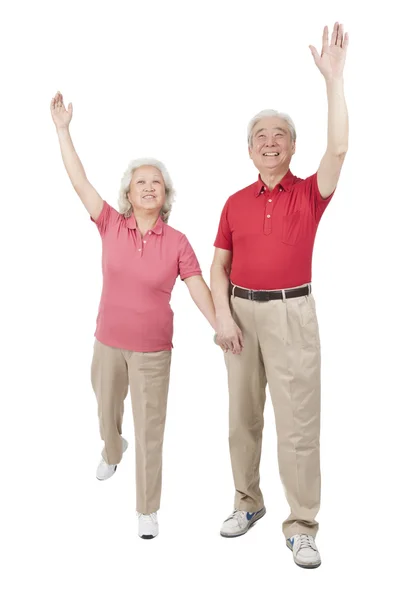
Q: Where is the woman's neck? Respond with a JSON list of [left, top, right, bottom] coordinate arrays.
[[134, 211, 160, 237]]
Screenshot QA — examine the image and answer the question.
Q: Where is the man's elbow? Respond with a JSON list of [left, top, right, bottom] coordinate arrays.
[[328, 144, 348, 160]]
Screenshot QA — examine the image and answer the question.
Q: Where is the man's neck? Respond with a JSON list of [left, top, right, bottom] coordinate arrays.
[[259, 167, 290, 191]]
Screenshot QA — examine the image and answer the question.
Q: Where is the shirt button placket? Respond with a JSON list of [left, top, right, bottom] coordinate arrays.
[[264, 199, 273, 234]]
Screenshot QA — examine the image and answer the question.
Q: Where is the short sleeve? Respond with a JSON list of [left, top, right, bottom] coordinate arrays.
[[214, 199, 232, 250], [178, 235, 202, 280], [303, 173, 335, 224], [91, 201, 121, 237]]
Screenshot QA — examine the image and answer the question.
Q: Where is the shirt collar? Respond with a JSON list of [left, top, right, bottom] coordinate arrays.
[[126, 213, 164, 235], [254, 169, 296, 196]]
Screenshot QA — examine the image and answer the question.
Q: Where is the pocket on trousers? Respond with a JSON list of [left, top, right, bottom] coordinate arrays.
[[299, 296, 320, 348], [282, 210, 302, 245]]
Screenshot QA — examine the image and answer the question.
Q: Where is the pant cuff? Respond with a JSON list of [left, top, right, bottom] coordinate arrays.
[[136, 505, 160, 515], [283, 525, 319, 539]]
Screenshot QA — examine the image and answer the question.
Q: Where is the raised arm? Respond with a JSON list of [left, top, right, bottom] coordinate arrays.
[[310, 23, 349, 198], [210, 248, 243, 354], [50, 91, 103, 220]]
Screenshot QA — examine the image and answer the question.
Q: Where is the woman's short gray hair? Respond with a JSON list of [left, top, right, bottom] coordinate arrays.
[[118, 157, 175, 223], [247, 109, 297, 146]]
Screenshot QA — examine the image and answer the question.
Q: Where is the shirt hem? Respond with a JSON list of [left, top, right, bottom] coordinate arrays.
[[94, 334, 173, 353]]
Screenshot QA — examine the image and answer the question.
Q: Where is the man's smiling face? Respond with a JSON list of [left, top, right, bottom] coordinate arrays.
[[248, 117, 295, 172]]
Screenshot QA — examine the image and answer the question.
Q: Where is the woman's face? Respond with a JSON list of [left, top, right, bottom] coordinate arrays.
[[127, 166, 166, 215]]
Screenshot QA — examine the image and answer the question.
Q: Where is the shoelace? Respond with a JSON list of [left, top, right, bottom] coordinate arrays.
[[298, 534, 316, 550], [137, 512, 157, 523], [225, 510, 247, 525]]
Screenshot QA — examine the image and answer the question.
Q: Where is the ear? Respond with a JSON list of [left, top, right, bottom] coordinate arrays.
[[248, 145, 253, 159]]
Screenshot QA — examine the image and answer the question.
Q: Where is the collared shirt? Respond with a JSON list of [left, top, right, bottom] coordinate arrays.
[[214, 170, 335, 290], [92, 202, 202, 351]]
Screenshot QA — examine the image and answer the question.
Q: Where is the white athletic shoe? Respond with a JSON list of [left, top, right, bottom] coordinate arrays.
[[220, 507, 266, 538], [96, 437, 128, 481], [138, 512, 159, 539], [286, 534, 321, 569]]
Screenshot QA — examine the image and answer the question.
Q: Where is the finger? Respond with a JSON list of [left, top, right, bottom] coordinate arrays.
[[343, 32, 349, 52], [309, 45, 320, 63], [232, 337, 242, 354], [68, 102, 73, 117], [322, 25, 329, 49], [50, 97, 55, 110], [218, 340, 227, 351], [227, 340, 236, 353], [330, 21, 339, 46], [338, 23, 344, 47]]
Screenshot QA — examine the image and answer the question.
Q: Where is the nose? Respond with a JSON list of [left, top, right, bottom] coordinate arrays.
[[144, 184, 155, 192]]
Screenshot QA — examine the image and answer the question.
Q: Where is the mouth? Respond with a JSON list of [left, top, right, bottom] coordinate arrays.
[[142, 195, 156, 199], [263, 152, 279, 157]]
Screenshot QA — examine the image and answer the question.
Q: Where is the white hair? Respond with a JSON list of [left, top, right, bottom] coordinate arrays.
[[247, 109, 297, 146], [118, 157, 175, 223]]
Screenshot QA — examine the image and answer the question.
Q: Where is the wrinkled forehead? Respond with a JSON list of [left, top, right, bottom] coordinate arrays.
[[252, 117, 290, 138], [132, 165, 163, 180]]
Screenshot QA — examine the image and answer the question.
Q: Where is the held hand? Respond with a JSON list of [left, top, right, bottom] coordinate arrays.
[[50, 91, 73, 129], [216, 316, 244, 354], [309, 22, 349, 81]]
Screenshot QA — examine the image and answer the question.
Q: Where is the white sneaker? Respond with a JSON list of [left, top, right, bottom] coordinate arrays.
[[286, 534, 321, 569], [138, 512, 159, 539], [220, 507, 266, 538], [96, 437, 128, 481]]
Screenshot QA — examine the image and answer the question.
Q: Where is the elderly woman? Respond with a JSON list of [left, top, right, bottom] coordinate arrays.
[[51, 91, 217, 540]]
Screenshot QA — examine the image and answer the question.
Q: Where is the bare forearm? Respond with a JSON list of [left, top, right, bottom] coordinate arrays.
[[326, 77, 349, 155], [210, 263, 232, 319], [185, 276, 217, 329], [57, 127, 88, 191]]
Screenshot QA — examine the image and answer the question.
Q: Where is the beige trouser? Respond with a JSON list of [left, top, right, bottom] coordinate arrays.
[[225, 291, 321, 539], [91, 340, 171, 514]]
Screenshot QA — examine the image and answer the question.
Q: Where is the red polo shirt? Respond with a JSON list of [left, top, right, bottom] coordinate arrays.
[[214, 170, 334, 290], [92, 202, 202, 351]]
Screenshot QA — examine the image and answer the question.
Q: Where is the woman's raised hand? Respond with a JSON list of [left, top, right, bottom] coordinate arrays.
[[50, 91, 73, 129]]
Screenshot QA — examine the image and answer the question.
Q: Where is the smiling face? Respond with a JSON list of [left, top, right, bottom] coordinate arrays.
[[248, 117, 295, 173], [127, 165, 166, 216]]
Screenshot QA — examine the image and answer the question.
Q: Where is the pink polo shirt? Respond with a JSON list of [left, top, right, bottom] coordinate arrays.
[[92, 201, 202, 352]]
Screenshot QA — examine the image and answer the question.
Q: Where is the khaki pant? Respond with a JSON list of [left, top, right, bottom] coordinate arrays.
[[225, 292, 321, 539], [91, 340, 171, 514]]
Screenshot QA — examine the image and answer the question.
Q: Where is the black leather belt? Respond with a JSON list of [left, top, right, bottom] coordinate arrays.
[[230, 283, 311, 302]]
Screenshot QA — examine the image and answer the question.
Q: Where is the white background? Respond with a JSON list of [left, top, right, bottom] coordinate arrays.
[[1, 0, 399, 598]]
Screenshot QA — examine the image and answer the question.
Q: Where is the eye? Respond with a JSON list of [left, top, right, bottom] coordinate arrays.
[[137, 180, 145, 184], [258, 134, 266, 139], [275, 133, 284, 138]]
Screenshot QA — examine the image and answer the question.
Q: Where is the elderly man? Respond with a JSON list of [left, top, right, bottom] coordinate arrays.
[[211, 23, 348, 568]]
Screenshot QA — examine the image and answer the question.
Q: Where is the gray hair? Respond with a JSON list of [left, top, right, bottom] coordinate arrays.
[[247, 109, 297, 146], [118, 157, 175, 223]]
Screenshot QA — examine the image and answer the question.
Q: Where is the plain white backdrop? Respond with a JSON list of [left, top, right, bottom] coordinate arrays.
[[1, 0, 399, 598]]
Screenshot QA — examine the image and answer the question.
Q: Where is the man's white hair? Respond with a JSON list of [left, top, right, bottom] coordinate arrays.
[[118, 157, 175, 223], [247, 109, 297, 146]]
